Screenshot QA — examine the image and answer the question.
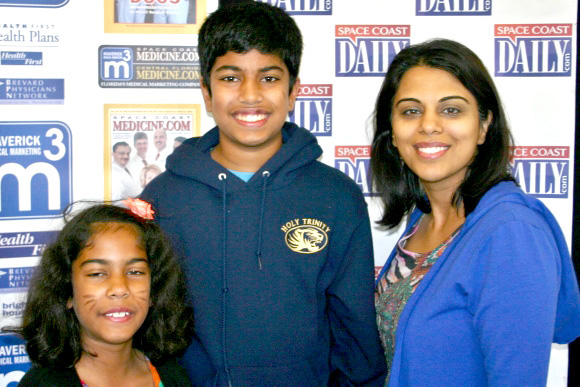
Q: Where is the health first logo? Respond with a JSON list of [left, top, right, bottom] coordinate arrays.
[[416, 0, 491, 15], [257, 0, 332, 15], [511, 146, 569, 198], [335, 25, 410, 77], [495, 24, 572, 77], [0, 122, 72, 219], [334, 146, 375, 197], [289, 84, 332, 136]]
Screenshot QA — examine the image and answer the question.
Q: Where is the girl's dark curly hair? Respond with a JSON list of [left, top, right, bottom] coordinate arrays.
[[4, 202, 193, 368], [371, 38, 515, 229]]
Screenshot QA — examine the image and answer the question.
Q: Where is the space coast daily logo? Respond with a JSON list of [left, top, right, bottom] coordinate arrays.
[[334, 146, 376, 197], [0, 122, 72, 219], [336, 25, 410, 77], [288, 84, 332, 136], [0, 0, 68, 7], [495, 24, 572, 77], [257, 0, 332, 15], [281, 218, 330, 254], [416, 0, 491, 15], [511, 146, 569, 198]]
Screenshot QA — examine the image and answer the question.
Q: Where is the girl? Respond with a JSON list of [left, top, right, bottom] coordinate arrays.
[[371, 39, 580, 385], [6, 201, 193, 386]]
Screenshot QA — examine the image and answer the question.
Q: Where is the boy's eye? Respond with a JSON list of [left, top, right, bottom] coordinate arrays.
[[261, 76, 279, 83], [220, 76, 239, 82]]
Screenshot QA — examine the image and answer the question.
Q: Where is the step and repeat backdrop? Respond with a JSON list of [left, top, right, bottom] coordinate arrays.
[[0, 0, 576, 385]]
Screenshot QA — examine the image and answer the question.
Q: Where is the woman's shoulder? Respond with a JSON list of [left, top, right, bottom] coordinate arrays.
[[18, 365, 82, 386], [469, 181, 554, 227]]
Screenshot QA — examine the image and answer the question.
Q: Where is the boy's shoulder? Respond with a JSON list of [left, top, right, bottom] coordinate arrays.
[[303, 159, 367, 199]]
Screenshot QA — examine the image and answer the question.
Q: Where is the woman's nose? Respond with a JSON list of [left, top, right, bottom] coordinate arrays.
[[419, 110, 442, 134]]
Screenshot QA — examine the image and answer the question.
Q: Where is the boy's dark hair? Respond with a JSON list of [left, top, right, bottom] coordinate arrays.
[[371, 39, 515, 229], [198, 1, 303, 94], [4, 203, 193, 368]]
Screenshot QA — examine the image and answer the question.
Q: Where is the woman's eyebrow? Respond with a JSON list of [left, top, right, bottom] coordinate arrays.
[[394, 97, 420, 106], [440, 95, 469, 103]]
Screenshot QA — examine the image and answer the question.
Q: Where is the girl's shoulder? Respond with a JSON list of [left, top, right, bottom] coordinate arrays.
[[18, 365, 82, 387], [154, 358, 192, 387]]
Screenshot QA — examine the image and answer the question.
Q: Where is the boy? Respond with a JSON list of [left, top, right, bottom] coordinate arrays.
[[141, 2, 387, 385]]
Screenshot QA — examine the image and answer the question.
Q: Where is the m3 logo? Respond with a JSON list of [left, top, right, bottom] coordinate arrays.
[[100, 46, 133, 80], [0, 122, 72, 219]]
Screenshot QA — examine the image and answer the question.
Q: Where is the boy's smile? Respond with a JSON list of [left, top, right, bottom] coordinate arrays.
[[201, 49, 300, 170]]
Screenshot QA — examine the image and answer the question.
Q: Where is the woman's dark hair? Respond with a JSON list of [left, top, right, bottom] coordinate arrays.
[[198, 0, 302, 94], [4, 203, 194, 368], [371, 38, 514, 229]]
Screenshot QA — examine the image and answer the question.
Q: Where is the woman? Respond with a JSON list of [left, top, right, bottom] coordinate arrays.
[[140, 164, 162, 189], [371, 39, 580, 386]]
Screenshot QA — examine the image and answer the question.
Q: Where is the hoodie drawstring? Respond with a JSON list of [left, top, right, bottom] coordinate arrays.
[[218, 173, 232, 387], [256, 171, 270, 270]]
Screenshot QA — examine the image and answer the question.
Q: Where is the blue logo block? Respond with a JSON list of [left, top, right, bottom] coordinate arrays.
[[0, 231, 57, 259], [0, 334, 30, 386], [0, 52, 42, 66], [495, 38, 572, 77], [0, 79, 64, 104], [511, 159, 569, 198], [0, 0, 68, 7], [100, 47, 134, 81], [0, 122, 72, 219], [334, 146, 376, 197], [289, 98, 332, 136], [0, 267, 35, 290], [335, 38, 410, 77], [258, 0, 332, 15], [416, 0, 491, 15]]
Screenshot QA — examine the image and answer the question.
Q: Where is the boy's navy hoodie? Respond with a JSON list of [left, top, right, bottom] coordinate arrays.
[[141, 123, 387, 386]]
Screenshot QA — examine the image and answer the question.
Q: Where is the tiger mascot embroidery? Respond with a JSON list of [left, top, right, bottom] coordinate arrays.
[[286, 227, 327, 253]]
